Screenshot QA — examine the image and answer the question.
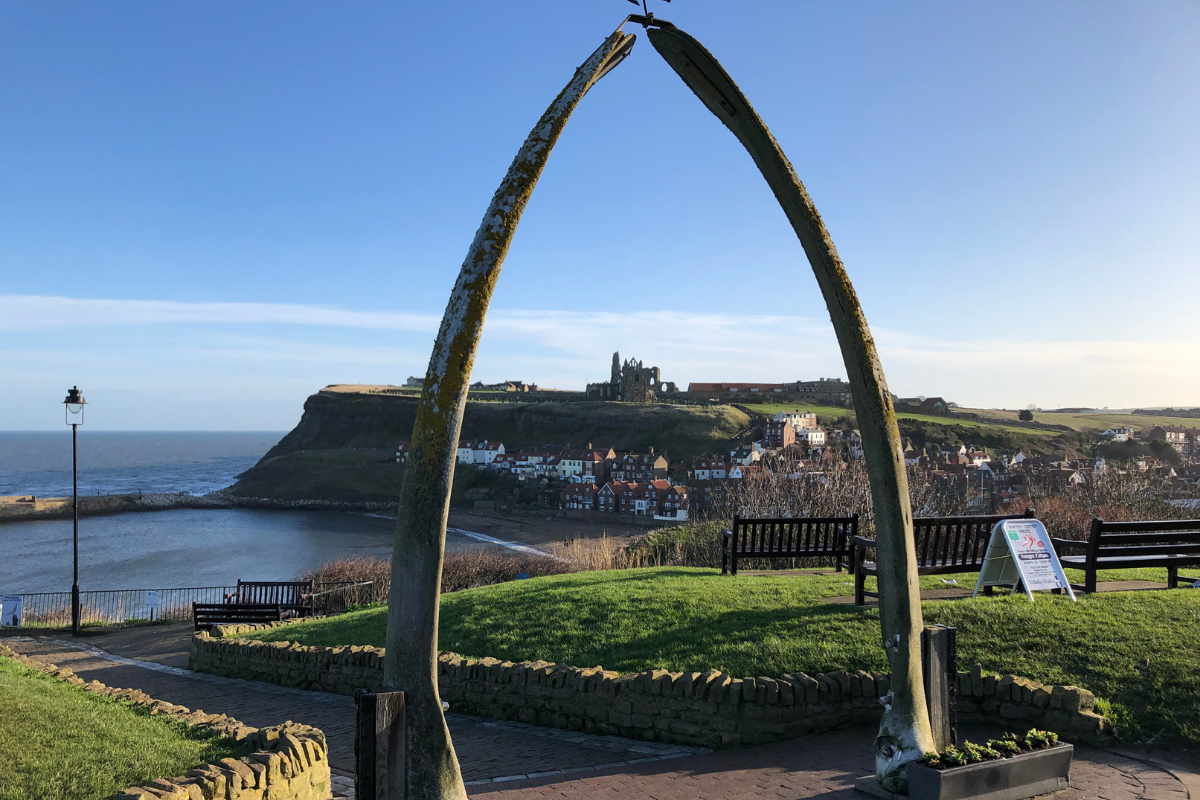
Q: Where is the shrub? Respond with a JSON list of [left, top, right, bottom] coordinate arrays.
[[300, 549, 577, 602], [920, 729, 1060, 770]]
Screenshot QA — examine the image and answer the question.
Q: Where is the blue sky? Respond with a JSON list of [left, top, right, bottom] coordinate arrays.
[[2, 1, 1197, 430]]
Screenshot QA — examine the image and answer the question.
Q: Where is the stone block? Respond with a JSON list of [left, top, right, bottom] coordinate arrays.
[[695, 669, 721, 700]]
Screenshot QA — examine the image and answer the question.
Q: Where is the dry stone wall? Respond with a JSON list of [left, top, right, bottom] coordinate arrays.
[[191, 629, 1112, 748], [0, 643, 331, 800]]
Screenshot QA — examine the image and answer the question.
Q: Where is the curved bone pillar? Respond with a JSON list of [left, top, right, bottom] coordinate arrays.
[[646, 26, 934, 791], [384, 30, 636, 800]]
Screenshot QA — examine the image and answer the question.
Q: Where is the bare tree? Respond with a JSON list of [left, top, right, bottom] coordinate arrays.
[[385, 31, 636, 800]]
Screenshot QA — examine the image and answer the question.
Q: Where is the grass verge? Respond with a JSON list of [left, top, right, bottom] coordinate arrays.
[[238, 566, 1199, 744], [0, 655, 246, 800]]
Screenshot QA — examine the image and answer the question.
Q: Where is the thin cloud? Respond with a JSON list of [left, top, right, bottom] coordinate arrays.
[[0, 295, 441, 332], [2, 294, 1197, 410]]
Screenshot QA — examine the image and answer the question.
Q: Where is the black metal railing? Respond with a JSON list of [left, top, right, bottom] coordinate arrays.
[[6, 579, 383, 628], [13, 586, 237, 627]]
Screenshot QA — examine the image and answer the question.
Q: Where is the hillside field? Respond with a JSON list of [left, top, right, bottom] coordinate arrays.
[[743, 402, 1061, 439], [960, 408, 1200, 434]]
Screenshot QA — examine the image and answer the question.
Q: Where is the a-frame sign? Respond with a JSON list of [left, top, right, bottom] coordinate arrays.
[[973, 518, 1076, 602]]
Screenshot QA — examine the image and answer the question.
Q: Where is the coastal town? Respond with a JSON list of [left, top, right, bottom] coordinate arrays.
[[390, 354, 1200, 522], [394, 379, 1200, 523]]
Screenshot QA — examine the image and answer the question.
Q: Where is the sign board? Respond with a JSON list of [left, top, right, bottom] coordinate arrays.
[[145, 590, 160, 608], [1, 595, 23, 626], [973, 519, 1076, 602]]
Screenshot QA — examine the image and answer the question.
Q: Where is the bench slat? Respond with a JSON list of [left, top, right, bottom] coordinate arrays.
[[1092, 532, 1200, 546], [1092, 519, 1200, 534], [1081, 544, 1200, 557]]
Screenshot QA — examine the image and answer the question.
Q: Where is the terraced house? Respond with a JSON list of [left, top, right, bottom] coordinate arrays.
[[609, 452, 668, 482]]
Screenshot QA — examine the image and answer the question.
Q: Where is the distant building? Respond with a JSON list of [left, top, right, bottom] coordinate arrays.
[[609, 452, 668, 482], [1146, 426, 1190, 452], [797, 427, 826, 447], [395, 440, 410, 463], [1101, 427, 1134, 442], [764, 420, 796, 450], [692, 457, 729, 481], [405, 376, 423, 388], [773, 410, 817, 430], [586, 352, 677, 402], [456, 440, 505, 466], [729, 447, 760, 466], [562, 482, 597, 510]]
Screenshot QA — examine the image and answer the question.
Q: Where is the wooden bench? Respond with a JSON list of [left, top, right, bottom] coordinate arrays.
[[850, 510, 1035, 605], [192, 602, 282, 631], [1052, 518, 1200, 593], [224, 580, 313, 616], [721, 515, 859, 575]]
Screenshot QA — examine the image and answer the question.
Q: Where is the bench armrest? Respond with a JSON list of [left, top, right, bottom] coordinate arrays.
[[849, 535, 876, 549], [721, 529, 733, 541]]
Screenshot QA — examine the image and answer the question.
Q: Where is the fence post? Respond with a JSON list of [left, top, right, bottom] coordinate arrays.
[[922, 625, 957, 750], [355, 688, 406, 800]]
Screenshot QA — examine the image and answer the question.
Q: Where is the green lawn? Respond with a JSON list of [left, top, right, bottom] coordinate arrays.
[[742, 402, 1060, 438], [956, 408, 1200, 434], [894, 412, 1058, 436], [239, 567, 1199, 743], [0, 656, 246, 800], [741, 402, 853, 424]]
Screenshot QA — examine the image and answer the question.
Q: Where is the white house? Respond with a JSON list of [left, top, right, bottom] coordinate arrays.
[[693, 458, 728, 481], [458, 440, 505, 466], [729, 447, 760, 466], [798, 428, 826, 446], [1101, 427, 1134, 442], [473, 440, 504, 465], [773, 410, 818, 430]]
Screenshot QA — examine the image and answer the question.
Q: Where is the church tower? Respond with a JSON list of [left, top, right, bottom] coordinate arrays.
[[611, 352, 621, 398]]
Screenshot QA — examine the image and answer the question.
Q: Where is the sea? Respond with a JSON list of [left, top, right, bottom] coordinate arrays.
[[0, 431, 487, 595]]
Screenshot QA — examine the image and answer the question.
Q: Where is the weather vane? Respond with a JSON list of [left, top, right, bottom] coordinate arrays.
[[625, 0, 672, 28]]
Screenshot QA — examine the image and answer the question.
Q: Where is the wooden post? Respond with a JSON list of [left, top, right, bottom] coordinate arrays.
[[922, 625, 957, 751], [356, 689, 406, 800]]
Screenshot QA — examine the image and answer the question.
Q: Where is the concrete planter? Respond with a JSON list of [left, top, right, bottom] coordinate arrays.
[[906, 743, 1073, 800]]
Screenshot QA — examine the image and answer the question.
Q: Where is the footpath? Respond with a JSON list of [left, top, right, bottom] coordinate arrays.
[[3, 625, 1196, 800]]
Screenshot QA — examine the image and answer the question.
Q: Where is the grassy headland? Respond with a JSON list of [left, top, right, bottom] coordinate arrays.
[[230, 389, 749, 501]]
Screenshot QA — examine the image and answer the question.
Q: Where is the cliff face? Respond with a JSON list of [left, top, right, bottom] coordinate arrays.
[[230, 389, 751, 502], [263, 390, 750, 463]]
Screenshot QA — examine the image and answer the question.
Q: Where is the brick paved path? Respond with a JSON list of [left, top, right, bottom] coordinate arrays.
[[468, 726, 1192, 800], [3, 637, 701, 785], [4, 632, 1193, 800]]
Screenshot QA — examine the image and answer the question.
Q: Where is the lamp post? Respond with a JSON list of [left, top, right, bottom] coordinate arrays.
[[63, 386, 86, 636]]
